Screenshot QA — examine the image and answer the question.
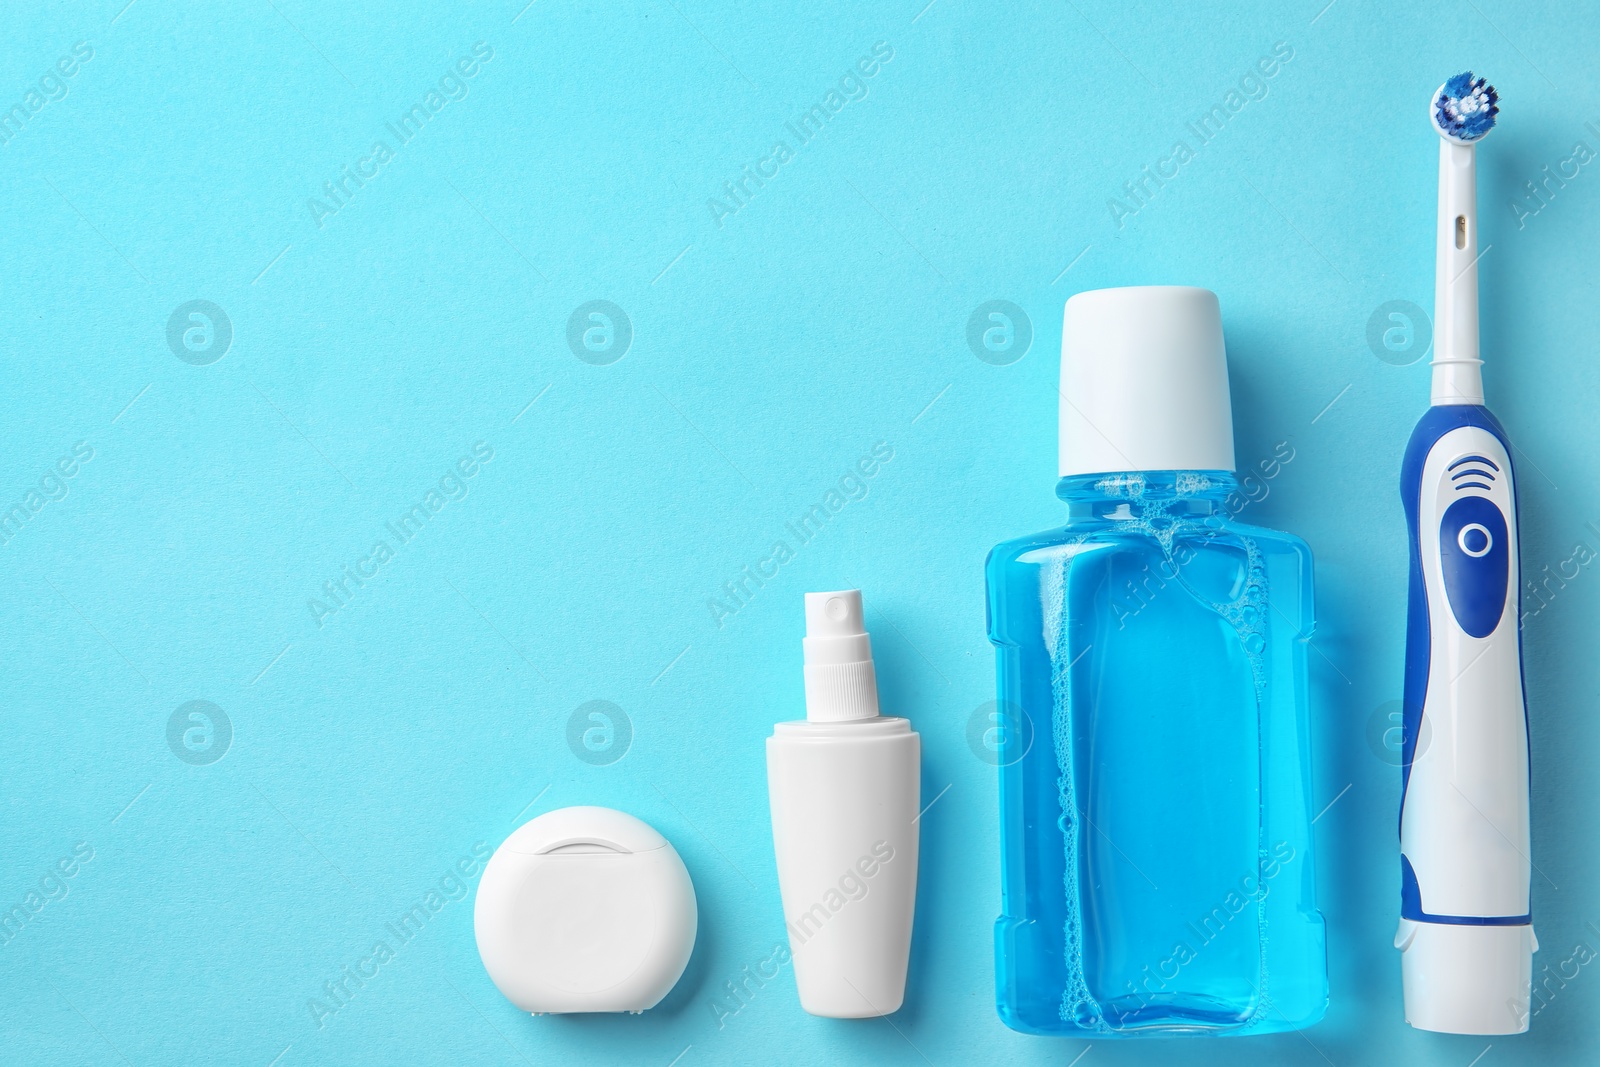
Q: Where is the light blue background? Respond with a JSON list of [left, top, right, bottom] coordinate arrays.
[[2, 1, 1597, 1064]]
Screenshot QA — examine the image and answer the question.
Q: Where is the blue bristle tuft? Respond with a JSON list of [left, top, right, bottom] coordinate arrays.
[[1434, 72, 1498, 142]]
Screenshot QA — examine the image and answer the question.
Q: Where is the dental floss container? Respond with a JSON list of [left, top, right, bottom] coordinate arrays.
[[474, 806, 698, 1014]]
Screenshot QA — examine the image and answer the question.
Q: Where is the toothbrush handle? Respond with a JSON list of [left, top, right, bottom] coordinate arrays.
[[1399, 409, 1530, 924]]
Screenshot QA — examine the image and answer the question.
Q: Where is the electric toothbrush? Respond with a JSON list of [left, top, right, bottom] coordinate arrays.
[[1396, 72, 1536, 1035]]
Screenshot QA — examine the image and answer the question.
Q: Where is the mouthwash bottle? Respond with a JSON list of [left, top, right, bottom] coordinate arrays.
[[986, 286, 1326, 1037]]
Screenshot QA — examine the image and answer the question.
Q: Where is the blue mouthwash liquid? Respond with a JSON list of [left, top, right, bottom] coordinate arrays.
[[987, 470, 1327, 1036]]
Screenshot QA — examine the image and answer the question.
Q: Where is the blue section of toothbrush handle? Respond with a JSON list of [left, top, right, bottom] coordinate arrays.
[[1437, 493, 1509, 638]]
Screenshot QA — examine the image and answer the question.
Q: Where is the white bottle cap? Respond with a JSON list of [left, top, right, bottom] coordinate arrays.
[[1396, 919, 1536, 1034], [802, 590, 880, 722], [1059, 285, 1236, 477]]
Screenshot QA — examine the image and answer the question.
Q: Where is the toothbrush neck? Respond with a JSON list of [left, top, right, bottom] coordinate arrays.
[[1433, 138, 1485, 406]]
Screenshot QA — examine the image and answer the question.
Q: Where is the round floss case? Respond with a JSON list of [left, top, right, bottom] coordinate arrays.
[[474, 806, 698, 1014]]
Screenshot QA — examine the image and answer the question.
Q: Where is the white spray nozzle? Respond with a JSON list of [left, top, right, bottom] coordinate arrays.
[[802, 590, 880, 722], [806, 590, 865, 640]]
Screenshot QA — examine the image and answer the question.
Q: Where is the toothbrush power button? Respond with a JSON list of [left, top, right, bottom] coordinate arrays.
[[1458, 523, 1493, 557], [1439, 498, 1509, 638]]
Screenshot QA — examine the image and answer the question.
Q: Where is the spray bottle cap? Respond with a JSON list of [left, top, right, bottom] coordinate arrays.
[[802, 589, 880, 722]]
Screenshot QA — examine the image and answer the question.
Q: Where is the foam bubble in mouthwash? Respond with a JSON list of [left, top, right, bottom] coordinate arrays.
[[985, 286, 1327, 1037]]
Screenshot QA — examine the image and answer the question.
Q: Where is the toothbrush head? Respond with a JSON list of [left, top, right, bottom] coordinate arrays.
[[1432, 72, 1498, 144]]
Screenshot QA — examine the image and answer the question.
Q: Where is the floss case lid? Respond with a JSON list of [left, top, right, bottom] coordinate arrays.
[[474, 806, 698, 1014]]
